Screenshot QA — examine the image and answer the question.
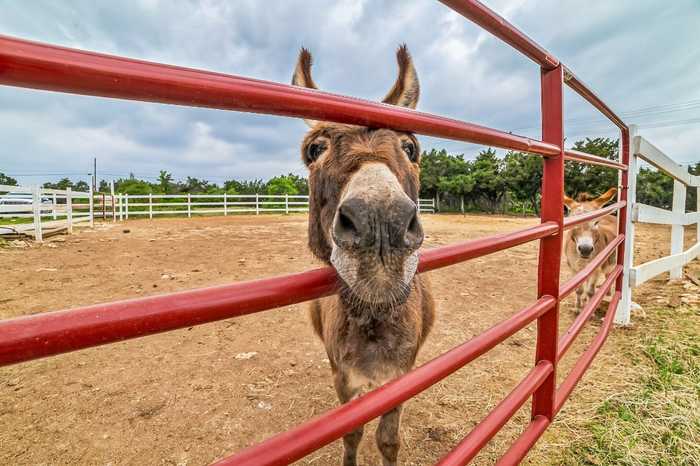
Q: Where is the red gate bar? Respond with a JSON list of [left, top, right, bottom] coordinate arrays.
[[559, 234, 624, 298], [0, 35, 559, 157], [555, 291, 621, 413], [564, 149, 627, 170], [435, 361, 553, 466], [558, 265, 622, 361], [0, 222, 556, 367], [497, 286, 617, 466], [418, 221, 558, 272], [563, 201, 625, 229], [212, 297, 555, 466], [496, 415, 550, 466]]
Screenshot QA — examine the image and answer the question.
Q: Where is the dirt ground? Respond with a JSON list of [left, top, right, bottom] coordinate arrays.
[[0, 214, 697, 465]]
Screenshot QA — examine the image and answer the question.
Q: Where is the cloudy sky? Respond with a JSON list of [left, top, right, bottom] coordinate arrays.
[[1, 0, 699, 187]]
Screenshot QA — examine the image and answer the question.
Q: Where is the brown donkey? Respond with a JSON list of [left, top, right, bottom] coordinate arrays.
[[292, 46, 435, 466], [564, 188, 618, 312]]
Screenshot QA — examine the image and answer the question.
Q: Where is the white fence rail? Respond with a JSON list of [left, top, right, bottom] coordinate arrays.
[[113, 193, 436, 219], [617, 125, 700, 324], [0, 184, 94, 242]]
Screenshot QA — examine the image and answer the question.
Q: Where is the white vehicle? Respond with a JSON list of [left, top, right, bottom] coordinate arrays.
[[0, 194, 52, 216]]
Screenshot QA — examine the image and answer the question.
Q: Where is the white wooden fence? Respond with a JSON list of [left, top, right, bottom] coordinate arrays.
[[113, 193, 436, 219], [617, 125, 700, 324], [0, 184, 94, 242]]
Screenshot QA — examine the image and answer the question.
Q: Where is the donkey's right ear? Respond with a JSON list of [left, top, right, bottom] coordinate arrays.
[[292, 48, 320, 128]]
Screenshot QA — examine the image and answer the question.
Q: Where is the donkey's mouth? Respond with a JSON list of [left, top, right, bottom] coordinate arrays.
[[331, 246, 419, 307]]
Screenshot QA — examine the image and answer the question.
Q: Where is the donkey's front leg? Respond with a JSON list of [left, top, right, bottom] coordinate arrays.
[[575, 287, 585, 313], [585, 275, 597, 307], [334, 371, 364, 466], [376, 405, 402, 466]]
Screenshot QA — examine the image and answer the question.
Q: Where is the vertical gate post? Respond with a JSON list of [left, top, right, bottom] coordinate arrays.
[[88, 183, 94, 228], [531, 65, 565, 421], [670, 179, 686, 279], [66, 187, 73, 234], [224, 192, 228, 216], [125, 194, 129, 220], [187, 193, 192, 218], [255, 193, 260, 215], [52, 193, 57, 220], [285, 193, 289, 214], [118, 194, 123, 221], [616, 125, 636, 324], [32, 185, 43, 242], [149, 193, 153, 219]]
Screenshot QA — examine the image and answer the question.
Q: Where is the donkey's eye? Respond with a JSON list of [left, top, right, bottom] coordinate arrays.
[[402, 141, 417, 162], [306, 142, 327, 163]]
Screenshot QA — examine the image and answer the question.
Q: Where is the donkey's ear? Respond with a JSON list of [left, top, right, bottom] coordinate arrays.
[[382, 44, 419, 109], [564, 194, 576, 211], [292, 47, 320, 127], [594, 187, 617, 207]]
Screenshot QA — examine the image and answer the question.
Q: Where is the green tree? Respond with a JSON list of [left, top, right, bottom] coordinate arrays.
[[502, 151, 542, 214], [565, 137, 618, 198], [158, 170, 173, 194], [470, 148, 506, 212], [0, 172, 18, 186], [224, 179, 266, 194], [114, 178, 153, 195], [266, 175, 300, 195], [43, 178, 74, 190]]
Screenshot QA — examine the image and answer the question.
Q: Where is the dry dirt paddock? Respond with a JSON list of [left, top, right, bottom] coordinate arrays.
[[1, 214, 698, 465]]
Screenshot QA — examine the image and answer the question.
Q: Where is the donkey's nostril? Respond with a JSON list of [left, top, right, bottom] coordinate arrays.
[[333, 199, 370, 248], [404, 208, 424, 249], [338, 211, 357, 235]]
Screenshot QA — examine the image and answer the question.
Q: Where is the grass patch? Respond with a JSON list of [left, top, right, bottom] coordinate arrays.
[[555, 305, 699, 465]]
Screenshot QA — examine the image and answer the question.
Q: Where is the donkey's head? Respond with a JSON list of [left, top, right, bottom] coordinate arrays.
[[564, 187, 617, 258], [293, 45, 423, 307]]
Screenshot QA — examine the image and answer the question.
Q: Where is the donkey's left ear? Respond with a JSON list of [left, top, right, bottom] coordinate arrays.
[[382, 44, 419, 109], [563, 194, 576, 211], [292, 47, 320, 127], [594, 187, 617, 207]]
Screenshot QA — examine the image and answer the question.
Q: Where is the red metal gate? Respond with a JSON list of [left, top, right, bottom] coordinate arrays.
[[0, 1, 629, 464]]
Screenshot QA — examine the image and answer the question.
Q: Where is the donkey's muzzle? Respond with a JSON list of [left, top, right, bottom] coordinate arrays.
[[333, 196, 423, 251]]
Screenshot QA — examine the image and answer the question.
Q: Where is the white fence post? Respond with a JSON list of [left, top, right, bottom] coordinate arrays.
[[52, 193, 57, 220], [224, 192, 228, 216], [616, 124, 638, 325], [88, 183, 94, 228], [149, 193, 153, 220], [66, 187, 73, 234], [187, 193, 192, 218], [285, 193, 289, 214], [125, 194, 129, 220], [110, 181, 116, 222], [32, 185, 43, 242], [670, 179, 686, 280], [255, 193, 260, 215], [118, 194, 123, 221]]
